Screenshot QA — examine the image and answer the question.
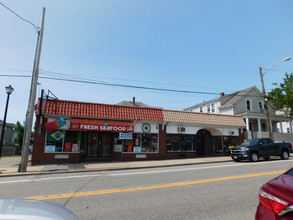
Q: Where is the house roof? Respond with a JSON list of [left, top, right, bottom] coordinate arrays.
[[39, 99, 164, 121], [37, 99, 245, 127], [220, 86, 260, 108], [184, 86, 262, 110], [163, 109, 246, 127], [116, 101, 151, 107], [183, 97, 221, 110], [0, 120, 16, 128]]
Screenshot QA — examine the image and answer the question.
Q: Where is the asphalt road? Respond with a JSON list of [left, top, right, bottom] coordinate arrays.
[[0, 158, 292, 220]]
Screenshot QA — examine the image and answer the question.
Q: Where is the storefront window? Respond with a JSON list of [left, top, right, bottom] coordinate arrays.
[[214, 136, 223, 152], [223, 136, 239, 152], [167, 134, 195, 152], [141, 133, 158, 152], [122, 133, 158, 153], [45, 130, 81, 153]]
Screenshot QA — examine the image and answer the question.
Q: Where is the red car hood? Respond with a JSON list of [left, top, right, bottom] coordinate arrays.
[[262, 172, 293, 204]]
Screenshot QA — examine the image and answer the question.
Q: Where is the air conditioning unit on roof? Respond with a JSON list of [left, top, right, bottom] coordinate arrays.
[[178, 127, 186, 132]]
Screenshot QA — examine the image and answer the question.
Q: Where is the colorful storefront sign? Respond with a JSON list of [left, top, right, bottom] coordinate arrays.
[[70, 118, 134, 132]]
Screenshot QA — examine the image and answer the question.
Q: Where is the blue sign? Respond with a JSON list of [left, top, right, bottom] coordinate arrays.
[[119, 133, 133, 139]]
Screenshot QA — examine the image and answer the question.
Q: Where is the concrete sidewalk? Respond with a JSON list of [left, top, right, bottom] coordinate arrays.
[[0, 156, 232, 177]]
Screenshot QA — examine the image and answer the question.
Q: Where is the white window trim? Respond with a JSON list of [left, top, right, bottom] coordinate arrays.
[[211, 103, 215, 113], [246, 99, 252, 111], [258, 101, 264, 112], [207, 104, 211, 113], [199, 106, 203, 113]]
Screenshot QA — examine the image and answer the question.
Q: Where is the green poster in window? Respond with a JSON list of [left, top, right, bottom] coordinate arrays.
[[47, 130, 64, 142]]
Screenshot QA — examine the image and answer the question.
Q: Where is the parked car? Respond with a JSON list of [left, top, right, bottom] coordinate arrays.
[[255, 167, 293, 220], [230, 138, 291, 162], [0, 199, 79, 220]]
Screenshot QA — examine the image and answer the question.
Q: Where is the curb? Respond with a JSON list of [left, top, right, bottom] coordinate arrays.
[[0, 159, 232, 178]]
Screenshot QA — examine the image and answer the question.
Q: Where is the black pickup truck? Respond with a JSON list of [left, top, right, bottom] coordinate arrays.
[[230, 138, 292, 162]]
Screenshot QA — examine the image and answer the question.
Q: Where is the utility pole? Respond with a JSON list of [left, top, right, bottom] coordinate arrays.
[[259, 67, 273, 139], [258, 57, 291, 140], [19, 7, 45, 172]]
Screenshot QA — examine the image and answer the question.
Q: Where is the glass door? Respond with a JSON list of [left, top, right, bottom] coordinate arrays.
[[87, 132, 112, 159], [87, 132, 99, 157], [100, 133, 112, 158]]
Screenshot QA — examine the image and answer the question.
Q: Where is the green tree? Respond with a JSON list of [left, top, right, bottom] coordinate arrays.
[[14, 121, 24, 146], [267, 73, 293, 120]]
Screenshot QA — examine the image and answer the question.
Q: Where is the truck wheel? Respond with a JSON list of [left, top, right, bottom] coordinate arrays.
[[250, 152, 259, 162], [280, 150, 289, 160], [263, 156, 270, 161]]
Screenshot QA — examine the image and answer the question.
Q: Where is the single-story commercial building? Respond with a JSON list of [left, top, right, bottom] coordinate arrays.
[[32, 98, 246, 165]]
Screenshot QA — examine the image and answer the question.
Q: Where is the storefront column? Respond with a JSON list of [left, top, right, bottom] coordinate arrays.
[[159, 124, 167, 155], [32, 116, 47, 165]]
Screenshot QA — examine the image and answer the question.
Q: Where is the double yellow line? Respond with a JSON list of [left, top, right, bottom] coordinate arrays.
[[26, 170, 285, 200]]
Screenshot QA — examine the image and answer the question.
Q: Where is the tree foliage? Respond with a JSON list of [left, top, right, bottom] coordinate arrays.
[[267, 73, 293, 120], [14, 121, 24, 146]]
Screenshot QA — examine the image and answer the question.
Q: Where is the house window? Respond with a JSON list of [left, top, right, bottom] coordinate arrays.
[[199, 106, 203, 113], [258, 102, 263, 112], [211, 103, 215, 113], [246, 100, 252, 111], [207, 105, 211, 113], [287, 128, 291, 133]]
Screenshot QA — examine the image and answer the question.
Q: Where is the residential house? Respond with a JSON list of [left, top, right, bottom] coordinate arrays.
[[276, 111, 293, 134], [0, 120, 16, 156], [184, 86, 293, 142], [117, 97, 152, 107]]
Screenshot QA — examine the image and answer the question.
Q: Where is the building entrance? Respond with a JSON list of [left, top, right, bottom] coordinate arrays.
[[87, 132, 112, 160], [196, 129, 213, 156]]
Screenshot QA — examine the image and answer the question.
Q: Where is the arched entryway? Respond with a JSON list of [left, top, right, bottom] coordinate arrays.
[[196, 129, 213, 157]]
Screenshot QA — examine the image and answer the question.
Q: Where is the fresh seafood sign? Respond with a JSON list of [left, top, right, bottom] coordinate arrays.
[[70, 118, 134, 132]]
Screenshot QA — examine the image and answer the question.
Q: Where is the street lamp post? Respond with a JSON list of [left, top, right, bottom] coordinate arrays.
[[0, 85, 14, 159], [259, 57, 291, 139]]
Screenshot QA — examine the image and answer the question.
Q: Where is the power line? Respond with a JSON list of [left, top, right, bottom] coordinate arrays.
[[39, 76, 221, 96], [0, 74, 30, 78], [39, 69, 229, 92], [38, 75, 266, 98], [0, 1, 39, 31], [0, 67, 31, 72], [0, 73, 265, 97]]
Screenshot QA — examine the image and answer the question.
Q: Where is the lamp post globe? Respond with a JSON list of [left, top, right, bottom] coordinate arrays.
[[5, 85, 14, 95], [283, 57, 291, 62]]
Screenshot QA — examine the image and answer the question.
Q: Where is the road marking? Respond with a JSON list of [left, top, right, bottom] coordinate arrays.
[[25, 170, 285, 200], [0, 160, 290, 184]]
